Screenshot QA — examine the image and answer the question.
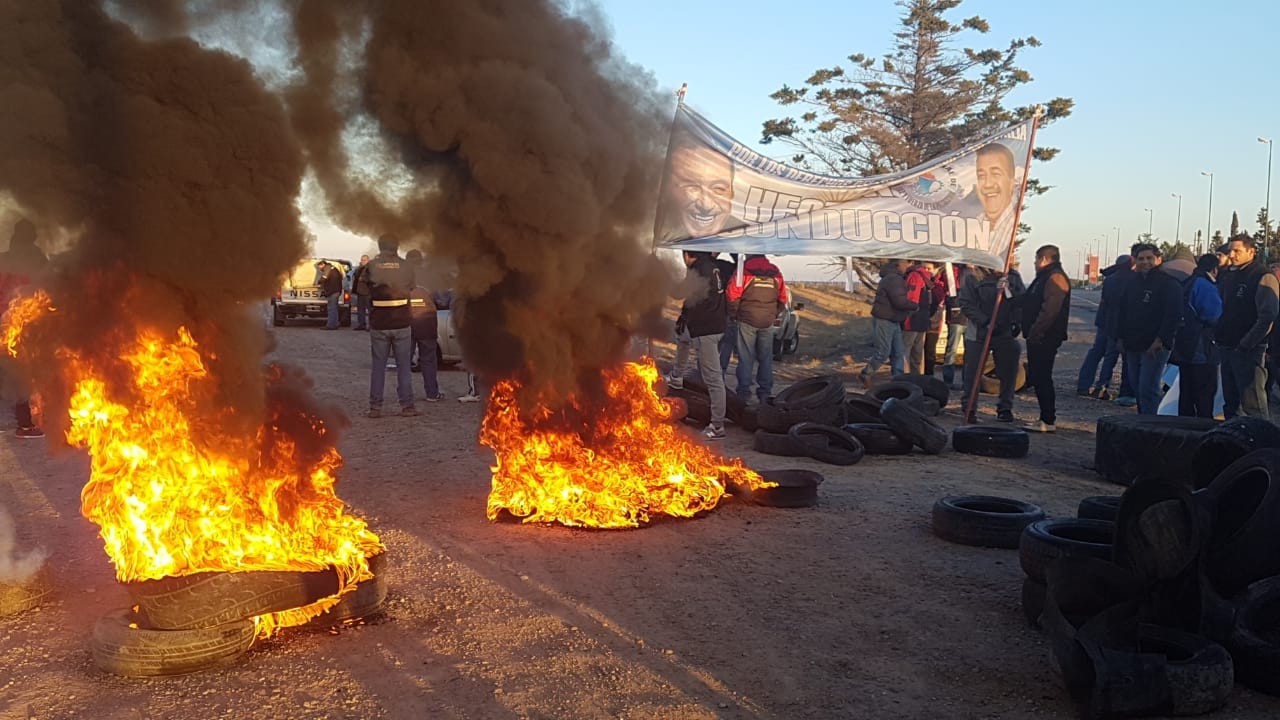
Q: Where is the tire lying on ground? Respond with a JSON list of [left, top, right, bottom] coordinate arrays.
[[1018, 518, 1115, 582], [0, 566, 53, 618], [1191, 416, 1280, 490], [91, 608, 255, 677], [755, 401, 842, 434], [1201, 449, 1280, 595], [1077, 496, 1122, 522], [306, 553, 389, 627], [752, 429, 805, 457], [843, 393, 884, 424], [787, 422, 865, 466], [752, 469, 824, 508], [979, 360, 1027, 395], [1077, 624, 1235, 717], [842, 423, 914, 455], [881, 397, 947, 454], [1228, 575, 1280, 696], [660, 396, 689, 423], [952, 425, 1030, 459], [773, 375, 845, 410], [891, 374, 950, 408], [867, 381, 925, 410], [127, 568, 341, 630], [1022, 577, 1047, 628], [931, 495, 1046, 549], [1112, 477, 1207, 585], [1094, 414, 1218, 487], [667, 386, 711, 425], [920, 397, 941, 417]]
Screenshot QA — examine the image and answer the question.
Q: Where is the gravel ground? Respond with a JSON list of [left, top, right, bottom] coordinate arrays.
[[1, 291, 1279, 719]]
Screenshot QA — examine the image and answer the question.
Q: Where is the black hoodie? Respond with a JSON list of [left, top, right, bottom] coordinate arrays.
[[679, 255, 728, 338]]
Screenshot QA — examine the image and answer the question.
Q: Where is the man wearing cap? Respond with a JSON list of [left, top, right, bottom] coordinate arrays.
[[364, 233, 419, 418], [1217, 234, 1279, 419], [1078, 254, 1130, 400], [318, 260, 344, 330]]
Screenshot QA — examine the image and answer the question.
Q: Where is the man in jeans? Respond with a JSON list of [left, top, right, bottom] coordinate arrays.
[[1216, 234, 1279, 418], [319, 260, 344, 330], [1077, 255, 1130, 400], [351, 254, 371, 331], [902, 261, 943, 374], [670, 251, 729, 440], [858, 259, 918, 388], [1117, 244, 1182, 415], [727, 254, 788, 404], [1020, 245, 1071, 432], [942, 264, 967, 388], [365, 234, 418, 417]]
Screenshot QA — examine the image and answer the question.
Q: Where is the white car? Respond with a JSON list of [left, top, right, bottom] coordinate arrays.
[[271, 257, 352, 326], [436, 308, 462, 366]]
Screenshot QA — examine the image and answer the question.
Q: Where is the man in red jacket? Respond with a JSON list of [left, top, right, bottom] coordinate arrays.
[[726, 254, 789, 404], [902, 261, 944, 374]]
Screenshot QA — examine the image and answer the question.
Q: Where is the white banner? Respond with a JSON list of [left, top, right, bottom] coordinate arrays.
[[655, 105, 1034, 269]]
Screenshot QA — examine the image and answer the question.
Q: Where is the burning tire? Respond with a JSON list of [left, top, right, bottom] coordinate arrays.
[[881, 397, 947, 455], [787, 422, 865, 466], [752, 469, 823, 508], [931, 495, 1045, 549], [91, 608, 255, 677], [0, 567, 52, 618], [127, 568, 341, 630], [1018, 518, 1115, 582], [841, 423, 913, 455], [306, 553, 389, 627], [752, 430, 805, 457], [661, 396, 689, 423], [952, 425, 1030, 459]]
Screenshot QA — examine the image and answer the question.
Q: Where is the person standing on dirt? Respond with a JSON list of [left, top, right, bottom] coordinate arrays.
[[715, 253, 739, 378], [673, 250, 729, 440], [318, 261, 344, 330], [1077, 255, 1130, 401], [941, 264, 967, 388], [1020, 245, 1071, 433], [857, 259, 918, 388], [1216, 233, 1279, 419], [902, 261, 944, 375], [409, 281, 445, 403], [957, 265, 1024, 423], [351, 254, 371, 331], [1117, 244, 1182, 415], [726, 254, 788, 405], [0, 219, 48, 439], [364, 233, 419, 418], [1170, 254, 1222, 418]]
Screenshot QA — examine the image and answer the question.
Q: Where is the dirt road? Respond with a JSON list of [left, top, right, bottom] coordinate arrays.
[[2, 297, 1278, 719]]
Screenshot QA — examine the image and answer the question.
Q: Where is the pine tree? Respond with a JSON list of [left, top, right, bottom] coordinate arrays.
[[1231, 211, 1240, 237]]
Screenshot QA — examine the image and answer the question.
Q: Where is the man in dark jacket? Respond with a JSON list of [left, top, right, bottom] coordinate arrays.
[[365, 233, 418, 417], [674, 251, 729, 440], [727, 254, 788, 404], [1077, 255, 1130, 400], [409, 280, 444, 402], [351, 254, 371, 331], [715, 254, 739, 377], [1117, 244, 1182, 415], [1020, 246, 1071, 432], [1170, 255, 1222, 417], [958, 266, 1024, 423], [1217, 234, 1280, 418], [858, 259, 917, 388], [319, 260, 345, 330]]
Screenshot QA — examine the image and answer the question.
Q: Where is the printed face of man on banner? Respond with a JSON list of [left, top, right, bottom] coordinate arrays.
[[975, 143, 1016, 224], [667, 140, 737, 238]]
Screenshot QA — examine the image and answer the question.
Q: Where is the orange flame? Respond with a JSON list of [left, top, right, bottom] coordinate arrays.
[[4, 291, 382, 633], [483, 359, 772, 528]]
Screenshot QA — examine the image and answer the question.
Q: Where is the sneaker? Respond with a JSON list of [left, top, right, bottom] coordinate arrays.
[[458, 394, 481, 403], [997, 410, 1015, 423], [401, 406, 421, 417], [1115, 395, 1137, 407], [1026, 420, 1056, 433], [702, 424, 726, 440], [365, 408, 382, 419], [425, 392, 446, 402], [15, 426, 44, 439], [665, 373, 684, 390]]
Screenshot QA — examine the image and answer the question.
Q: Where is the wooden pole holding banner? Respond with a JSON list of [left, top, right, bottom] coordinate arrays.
[[962, 106, 1045, 422], [647, 83, 689, 360]]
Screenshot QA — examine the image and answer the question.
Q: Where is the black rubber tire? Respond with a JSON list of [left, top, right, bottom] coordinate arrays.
[[738, 404, 759, 432], [752, 469, 823, 508], [1077, 496, 1122, 522], [752, 429, 805, 457], [881, 397, 947, 454], [1083, 624, 1234, 716], [1018, 518, 1115, 582], [867, 381, 925, 410], [891, 374, 950, 408], [755, 401, 842, 434], [0, 567, 52, 618], [1022, 577, 1047, 628], [675, 373, 746, 419], [127, 568, 341, 630], [843, 393, 883, 423], [931, 495, 1046, 549], [91, 608, 255, 677], [1112, 477, 1207, 585], [661, 396, 689, 423], [668, 386, 711, 425], [842, 423, 914, 455], [1094, 414, 1219, 487], [306, 553, 388, 627], [339, 308, 351, 327], [979, 360, 1027, 395], [787, 422, 865, 466], [921, 396, 941, 417], [774, 375, 845, 410], [1192, 416, 1280, 490], [271, 304, 284, 327], [951, 425, 1030, 459], [1201, 449, 1280, 596], [1229, 575, 1280, 696]]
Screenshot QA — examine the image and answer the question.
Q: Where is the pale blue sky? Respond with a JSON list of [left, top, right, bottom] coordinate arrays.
[[595, 0, 1280, 278]]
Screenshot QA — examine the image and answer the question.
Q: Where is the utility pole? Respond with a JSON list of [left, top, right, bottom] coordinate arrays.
[[1171, 192, 1182, 247], [1202, 171, 1215, 253], [1260, 137, 1273, 261]]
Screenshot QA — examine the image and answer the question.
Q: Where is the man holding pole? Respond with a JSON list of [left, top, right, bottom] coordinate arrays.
[[1020, 245, 1071, 432]]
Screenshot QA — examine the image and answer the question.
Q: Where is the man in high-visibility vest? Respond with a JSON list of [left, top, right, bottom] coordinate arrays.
[[362, 233, 417, 417]]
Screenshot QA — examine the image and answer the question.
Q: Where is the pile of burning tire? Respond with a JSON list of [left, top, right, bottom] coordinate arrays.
[[92, 552, 388, 676]]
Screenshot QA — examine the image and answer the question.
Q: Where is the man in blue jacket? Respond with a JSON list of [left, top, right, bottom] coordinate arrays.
[[1077, 255, 1129, 400], [1117, 244, 1183, 415], [1170, 254, 1222, 417]]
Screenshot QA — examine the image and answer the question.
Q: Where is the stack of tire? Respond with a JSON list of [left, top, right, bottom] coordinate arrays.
[[92, 553, 388, 677], [1094, 414, 1220, 487], [1032, 417, 1280, 716], [664, 372, 757, 431], [0, 566, 53, 619], [753, 375, 863, 465]]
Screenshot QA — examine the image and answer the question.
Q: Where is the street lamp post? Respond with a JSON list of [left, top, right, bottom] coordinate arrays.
[[1113, 225, 1121, 258], [1171, 192, 1182, 247], [1144, 208, 1154, 237], [1202, 171, 1215, 253], [1260, 137, 1273, 260]]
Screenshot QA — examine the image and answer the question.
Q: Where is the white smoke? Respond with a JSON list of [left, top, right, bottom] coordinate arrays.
[[0, 504, 46, 583]]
